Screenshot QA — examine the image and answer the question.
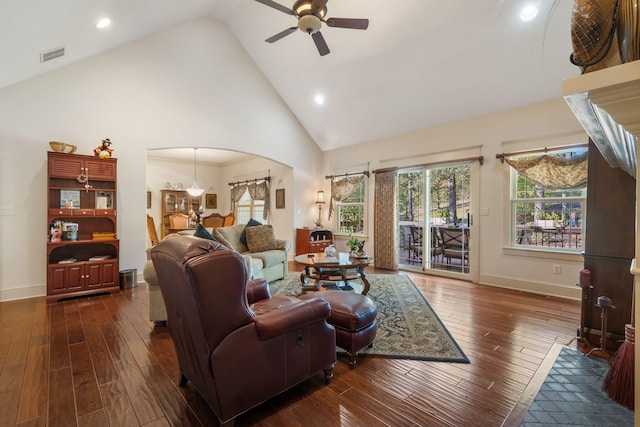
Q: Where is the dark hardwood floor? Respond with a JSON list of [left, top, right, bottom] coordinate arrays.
[[0, 263, 582, 426]]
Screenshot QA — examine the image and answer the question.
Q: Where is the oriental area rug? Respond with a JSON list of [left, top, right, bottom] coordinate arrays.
[[269, 273, 469, 363]]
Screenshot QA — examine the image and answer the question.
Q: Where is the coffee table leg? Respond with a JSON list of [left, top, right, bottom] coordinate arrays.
[[358, 266, 371, 295]]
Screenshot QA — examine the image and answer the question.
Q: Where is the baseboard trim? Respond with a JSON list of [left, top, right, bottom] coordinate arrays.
[[0, 284, 46, 302], [478, 274, 581, 300]]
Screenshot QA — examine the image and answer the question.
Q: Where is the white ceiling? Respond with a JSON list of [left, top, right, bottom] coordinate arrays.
[[2, 0, 579, 154]]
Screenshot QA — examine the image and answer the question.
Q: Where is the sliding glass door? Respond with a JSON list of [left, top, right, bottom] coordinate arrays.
[[397, 162, 473, 277]]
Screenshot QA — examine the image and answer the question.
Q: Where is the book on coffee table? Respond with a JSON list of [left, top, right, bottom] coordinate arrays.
[[313, 255, 339, 265]]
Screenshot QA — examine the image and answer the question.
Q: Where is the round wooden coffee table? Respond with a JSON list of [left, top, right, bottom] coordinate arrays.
[[294, 252, 373, 295]]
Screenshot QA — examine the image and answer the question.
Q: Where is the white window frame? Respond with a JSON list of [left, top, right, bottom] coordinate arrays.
[[234, 188, 265, 224], [335, 179, 367, 237], [509, 150, 587, 254]]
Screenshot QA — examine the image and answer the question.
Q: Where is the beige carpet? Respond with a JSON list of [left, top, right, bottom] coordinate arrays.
[[269, 273, 469, 363]]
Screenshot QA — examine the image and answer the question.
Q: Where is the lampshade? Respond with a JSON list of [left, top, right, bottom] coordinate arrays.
[[315, 190, 325, 204], [186, 148, 205, 197]]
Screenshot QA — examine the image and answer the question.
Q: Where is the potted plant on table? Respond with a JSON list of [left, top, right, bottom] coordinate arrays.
[[347, 235, 366, 256]]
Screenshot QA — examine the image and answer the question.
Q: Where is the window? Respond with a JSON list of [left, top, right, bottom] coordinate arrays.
[[235, 188, 264, 225], [510, 148, 587, 252], [336, 179, 366, 236]]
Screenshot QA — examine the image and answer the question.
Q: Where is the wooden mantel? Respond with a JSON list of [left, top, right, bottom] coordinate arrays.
[[563, 60, 640, 138]]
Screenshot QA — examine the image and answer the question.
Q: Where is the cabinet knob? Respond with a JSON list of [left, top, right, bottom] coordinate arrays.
[[82, 211, 87, 215], [58, 211, 63, 214]]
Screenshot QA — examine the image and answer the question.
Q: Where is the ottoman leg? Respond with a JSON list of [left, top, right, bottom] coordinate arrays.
[[347, 352, 358, 369]]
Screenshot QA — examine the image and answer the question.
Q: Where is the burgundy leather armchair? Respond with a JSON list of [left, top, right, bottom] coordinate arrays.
[[151, 235, 336, 425]]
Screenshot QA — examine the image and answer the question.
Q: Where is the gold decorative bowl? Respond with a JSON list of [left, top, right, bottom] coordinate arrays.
[[49, 141, 77, 154]]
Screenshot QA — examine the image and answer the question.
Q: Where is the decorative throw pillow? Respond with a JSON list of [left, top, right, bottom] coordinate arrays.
[[194, 224, 220, 244], [246, 225, 278, 252], [211, 228, 234, 250], [240, 218, 262, 246]]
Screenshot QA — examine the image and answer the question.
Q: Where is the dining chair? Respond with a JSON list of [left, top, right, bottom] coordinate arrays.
[[147, 214, 160, 246], [430, 226, 443, 264], [169, 213, 190, 229], [202, 213, 225, 228], [440, 228, 469, 266], [410, 225, 423, 263]]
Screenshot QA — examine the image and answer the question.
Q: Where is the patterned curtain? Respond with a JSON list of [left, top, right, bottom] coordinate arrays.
[[248, 181, 270, 221], [230, 184, 247, 212], [505, 153, 588, 189], [374, 170, 398, 270], [328, 175, 365, 220]]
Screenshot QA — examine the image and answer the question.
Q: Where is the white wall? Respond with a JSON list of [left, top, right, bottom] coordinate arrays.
[[323, 98, 587, 299], [0, 17, 322, 301], [0, 14, 587, 302]]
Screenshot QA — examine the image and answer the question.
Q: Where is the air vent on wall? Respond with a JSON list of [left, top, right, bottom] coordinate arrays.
[[40, 47, 65, 63]]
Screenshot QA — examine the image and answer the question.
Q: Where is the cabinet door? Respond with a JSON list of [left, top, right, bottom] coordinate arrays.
[[48, 265, 69, 293], [178, 195, 189, 213], [49, 156, 84, 178], [101, 261, 118, 288], [190, 196, 201, 212], [85, 263, 103, 289], [67, 265, 84, 290], [85, 159, 116, 180], [165, 193, 177, 212]]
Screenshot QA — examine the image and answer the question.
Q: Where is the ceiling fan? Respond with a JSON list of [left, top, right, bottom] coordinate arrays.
[[255, 0, 369, 56]]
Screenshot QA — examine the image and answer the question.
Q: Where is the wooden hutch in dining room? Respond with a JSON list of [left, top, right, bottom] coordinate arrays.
[[160, 189, 201, 238]]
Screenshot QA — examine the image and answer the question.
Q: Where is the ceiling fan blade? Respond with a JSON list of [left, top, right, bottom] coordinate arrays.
[[326, 18, 369, 30], [254, 0, 295, 16], [265, 27, 298, 43], [311, 0, 329, 13], [312, 31, 330, 56]]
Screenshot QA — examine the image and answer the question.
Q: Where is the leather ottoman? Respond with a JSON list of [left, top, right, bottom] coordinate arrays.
[[301, 290, 377, 368]]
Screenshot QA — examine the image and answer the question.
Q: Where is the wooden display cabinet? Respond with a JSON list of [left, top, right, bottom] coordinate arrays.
[[160, 189, 202, 238], [47, 152, 119, 302], [296, 228, 333, 255]]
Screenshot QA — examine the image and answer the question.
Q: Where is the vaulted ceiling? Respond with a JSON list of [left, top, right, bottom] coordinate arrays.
[[2, 0, 579, 154]]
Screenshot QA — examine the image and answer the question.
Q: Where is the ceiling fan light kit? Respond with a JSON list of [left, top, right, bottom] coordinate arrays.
[[256, 0, 368, 56]]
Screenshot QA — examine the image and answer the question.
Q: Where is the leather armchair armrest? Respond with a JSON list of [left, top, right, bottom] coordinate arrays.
[[246, 278, 270, 304], [253, 298, 331, 341]]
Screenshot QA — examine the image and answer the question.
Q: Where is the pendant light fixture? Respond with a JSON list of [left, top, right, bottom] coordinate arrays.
[[186, 147, 205, 197]]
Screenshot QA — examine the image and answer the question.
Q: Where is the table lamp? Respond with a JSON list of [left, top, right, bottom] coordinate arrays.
[[315, 190, 325, 228]]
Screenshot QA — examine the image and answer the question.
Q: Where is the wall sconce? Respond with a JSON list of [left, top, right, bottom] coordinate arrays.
[[315, 190, 325, 228]]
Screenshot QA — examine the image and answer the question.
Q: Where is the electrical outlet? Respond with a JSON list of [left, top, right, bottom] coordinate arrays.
[[553, 264, 561, 274], [480, 208, 489, 216], [0, 206, 14, 216]]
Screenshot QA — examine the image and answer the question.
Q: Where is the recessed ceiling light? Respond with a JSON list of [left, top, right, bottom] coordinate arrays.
[[314, 94, 325, 105], [519, 5, 538, 22], [96, 18, 112, 29]]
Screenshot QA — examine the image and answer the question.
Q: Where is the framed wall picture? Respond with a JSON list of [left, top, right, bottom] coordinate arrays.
[[146, 191, 151, 209], [206, 193, 217, 209], [276, 188, 285, 209]]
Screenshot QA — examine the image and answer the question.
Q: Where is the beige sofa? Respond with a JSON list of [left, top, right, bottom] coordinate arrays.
[[143, 223, 290, 324]]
